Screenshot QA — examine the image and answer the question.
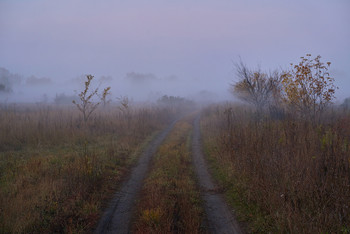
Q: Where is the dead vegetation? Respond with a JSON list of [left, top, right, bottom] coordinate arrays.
[[0, 103, 175, 233], [201, 103, 350, 233]]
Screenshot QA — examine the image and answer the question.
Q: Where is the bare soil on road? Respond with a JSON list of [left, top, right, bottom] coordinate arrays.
[[192, 114, 242, 234]]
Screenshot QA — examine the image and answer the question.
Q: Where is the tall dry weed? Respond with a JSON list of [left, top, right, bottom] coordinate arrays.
[[0, 103, 178, 233], [201, 104, 350, 233]]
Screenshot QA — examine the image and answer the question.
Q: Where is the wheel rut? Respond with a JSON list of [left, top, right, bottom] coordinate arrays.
[[95, 119, 178, 234], [95, 113, 242, 234], [192, 113, 242, 234]]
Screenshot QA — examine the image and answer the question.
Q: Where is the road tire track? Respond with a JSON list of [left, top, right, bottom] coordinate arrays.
[[95, 120, 178, 234], [192, 113, 243, 234]]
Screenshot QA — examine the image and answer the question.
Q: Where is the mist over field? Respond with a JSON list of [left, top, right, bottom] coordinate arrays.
[[0, 0, 349, 103], [1, 1, 350, 233], [0, 69, 225, 103]]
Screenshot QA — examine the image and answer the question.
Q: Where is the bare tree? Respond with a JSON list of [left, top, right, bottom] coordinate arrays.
[[231, 61, 282, 112], [73, 74, 111, 122]]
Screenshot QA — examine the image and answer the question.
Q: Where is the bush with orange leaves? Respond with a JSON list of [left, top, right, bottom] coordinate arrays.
[[282, 54, 338, 119]]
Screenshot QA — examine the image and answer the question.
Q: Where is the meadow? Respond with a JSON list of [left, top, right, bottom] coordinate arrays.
[[0, 103, 176, 233], [201, 103, 350, 233], [1, 100, 349, 233]]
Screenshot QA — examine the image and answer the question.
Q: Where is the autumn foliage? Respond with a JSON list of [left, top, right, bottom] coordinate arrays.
[[282, 54, 337, 118], [232, 54, 338, 120], [225, 55, 348, 232]]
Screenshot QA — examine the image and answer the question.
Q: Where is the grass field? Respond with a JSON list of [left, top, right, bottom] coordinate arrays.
[[0, 104, 176, 233], [1, 101, 349, 233], [200, 103, 350, 233]]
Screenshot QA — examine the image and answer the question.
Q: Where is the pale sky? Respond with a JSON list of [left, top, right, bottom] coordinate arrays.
[[0, 0, 349, 102]]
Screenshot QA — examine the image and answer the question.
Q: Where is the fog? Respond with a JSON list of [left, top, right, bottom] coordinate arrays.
[[0, 0, 349, 104]]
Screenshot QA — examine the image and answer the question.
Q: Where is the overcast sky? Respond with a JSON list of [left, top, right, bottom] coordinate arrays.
[[0, 0, 349, 102]]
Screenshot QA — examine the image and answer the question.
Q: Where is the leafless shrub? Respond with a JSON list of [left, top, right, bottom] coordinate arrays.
[[72, 74, 111, 122], [231, 60, 283, 112]]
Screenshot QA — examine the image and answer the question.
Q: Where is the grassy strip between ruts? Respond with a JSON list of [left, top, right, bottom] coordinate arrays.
[[131, 117, 205, 233]]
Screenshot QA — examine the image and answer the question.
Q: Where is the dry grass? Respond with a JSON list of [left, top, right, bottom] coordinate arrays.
[[201, 103, 350, 233], [0, 103, 176, 233], [132, 117, 205, 233]]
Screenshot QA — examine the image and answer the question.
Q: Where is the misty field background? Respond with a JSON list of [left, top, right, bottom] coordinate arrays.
[[1, 100, 349, 233], [1, 0, 350, 233]]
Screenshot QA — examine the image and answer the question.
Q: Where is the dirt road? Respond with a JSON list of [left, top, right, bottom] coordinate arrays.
[[95, 120, 178, 234], [95, 113, 242, 233], [192, 114, 242, 234]]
